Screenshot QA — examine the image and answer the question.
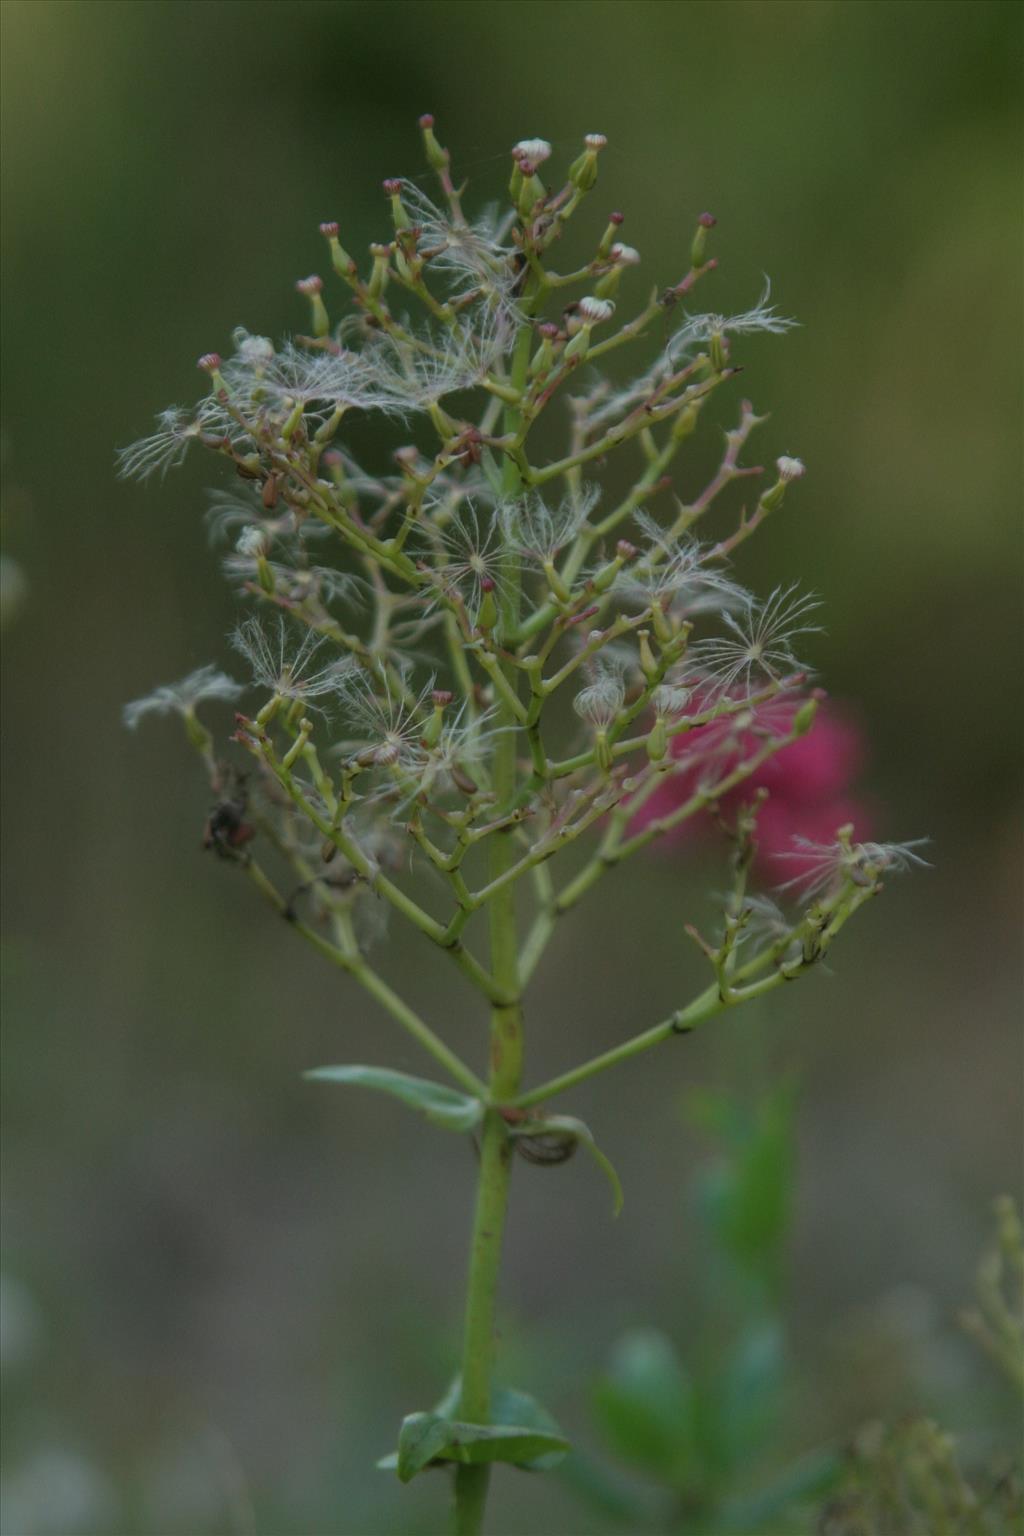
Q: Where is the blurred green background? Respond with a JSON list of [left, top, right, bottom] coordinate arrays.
[[1, 1, 1021, 1532]]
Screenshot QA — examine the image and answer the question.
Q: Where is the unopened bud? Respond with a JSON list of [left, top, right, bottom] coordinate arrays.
[[646, 716, 669, 763], [576, 295, 615, 327], [513, 137, 552, 166], [761, 456, 805, 513], [542, 557, 571, 605], [568, 132, 607, 193], [594, 727, 613, 774], [367, 243, 391, 299], [296, 274, 329, 337], [598, 245, 640, 295], [320, 221, 355, 275], [528, 322, 561, 379], [383, 178, 411, 231], [638, 630, 660, 683], [197, 352, 227, 396], [517, 163, 547, 219], [690, 211, 717, 269], [792, 696, 818, 737], [476, 577, 498, 632], [424, 690, 452, 749], [419, 113, 449, 171], [596, 212, 625, 259]]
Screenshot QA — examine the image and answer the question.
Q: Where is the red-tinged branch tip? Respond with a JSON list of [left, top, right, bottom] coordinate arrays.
[[432, 689, 454, 707], [295, 274, 323, 295], [418, 113, 435, 129], [382, 178, 402, 195], [697, 211, 717, 228], [319, 220, 339, 237], [197, 353, 222, 372], [609, 210, 625, 225]]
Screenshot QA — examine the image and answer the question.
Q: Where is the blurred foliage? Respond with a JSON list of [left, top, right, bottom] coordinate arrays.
[[817, 1199, 1024, 1535], [569, 1081, 839, 1533], [2, 1, 1021, 1532]]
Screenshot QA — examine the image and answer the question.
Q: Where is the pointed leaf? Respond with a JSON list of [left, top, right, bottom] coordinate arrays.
[[512, 1114, 624, 1216], [305, 1065, 483, 1132], [395, 1412, 454, 1482], [380, 1388, 570, 1480], [593, 1329, 698, 1486]]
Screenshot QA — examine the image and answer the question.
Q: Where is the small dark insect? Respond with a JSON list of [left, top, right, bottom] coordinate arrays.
[[202, 773, 255, 859], [512, 1131, 578, 1167]]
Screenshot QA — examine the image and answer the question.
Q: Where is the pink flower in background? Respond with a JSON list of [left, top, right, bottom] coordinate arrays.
[[633, 696, 872, 878]]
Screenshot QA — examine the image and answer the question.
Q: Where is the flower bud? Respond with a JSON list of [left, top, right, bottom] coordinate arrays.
[[197, 353, 226, 393], [383, 178, 411, 231], [513, 138, 552, 166], [792, 696, 818, 737], [596, 211, 625, 260], [568, 132, 607, 193], [517, 161, 547, 219], [690, 211, 716, 270], [528, 322, 561, 379], [576, 295, 615, 326], [367, 243, 391, 299], [761, 456, 805, 513], [295, 274, 329, 338], [476, 577, 498, 633], [542, 557, 571, 605], [646, 715, 669, 763], [638, 629, 659, 683], [424, 689, 453, 749], [594, 728, 613, 774], [776, 455, 806, 483], [419, 113, 449, 172], [320, 221, 355, 276]]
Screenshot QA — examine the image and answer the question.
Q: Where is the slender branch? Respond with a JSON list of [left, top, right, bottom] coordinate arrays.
[[243, 859, 486, 1095]]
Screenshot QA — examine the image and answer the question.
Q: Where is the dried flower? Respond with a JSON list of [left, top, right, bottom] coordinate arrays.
[[123, 665, 244, 729]]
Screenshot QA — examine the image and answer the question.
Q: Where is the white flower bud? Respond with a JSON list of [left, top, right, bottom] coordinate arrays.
[[577, 296, 616, 326], [776, 455, 806, 482], [513, 138, 552, 165], [610, 243, 641, 266]]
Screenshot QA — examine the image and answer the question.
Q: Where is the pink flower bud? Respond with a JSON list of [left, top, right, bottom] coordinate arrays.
[[295, 275, 323, 296], [197, 353, 222, 372]]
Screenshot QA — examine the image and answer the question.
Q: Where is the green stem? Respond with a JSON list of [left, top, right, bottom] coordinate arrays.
[[510, 885, 877, 1110], [243, 859, 486, 1095], [453, 279, 537, 1536]]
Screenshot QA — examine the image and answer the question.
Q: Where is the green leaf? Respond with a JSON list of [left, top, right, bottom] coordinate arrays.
[[511, 1114, 624, 1216], [305, 1065, 483, 1133], [592, 1328, 698, 1487], [379, 1383, 570, 1480], [716, 1320, 785, 1472], [690, 1082, 797, 1286], [383, 1410, 569, 1482], [395, 1412, 454, 1481]]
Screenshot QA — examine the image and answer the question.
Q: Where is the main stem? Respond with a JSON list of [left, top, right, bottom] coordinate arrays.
[[452, 294, 537, 1536]]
